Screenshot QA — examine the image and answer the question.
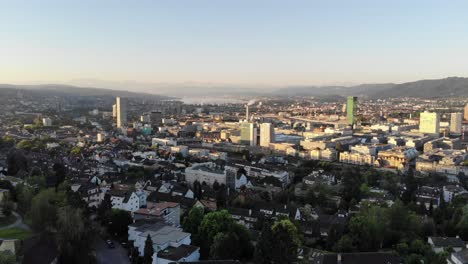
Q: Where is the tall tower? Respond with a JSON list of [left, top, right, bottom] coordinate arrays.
[[450, 113, 463, 134], [240, 122, 257, 146], [346, 96, 357, 125], [245, 105, 250, 121], [260, 123, 275, 147], [116, 97, 128, 128], [464, 103, 468, 121]]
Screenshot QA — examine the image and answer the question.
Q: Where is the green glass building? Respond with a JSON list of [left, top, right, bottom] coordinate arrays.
[[346, 96, 357, 125]]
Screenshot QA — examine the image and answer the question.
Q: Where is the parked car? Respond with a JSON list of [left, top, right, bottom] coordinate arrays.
[[106, 240, 115, 249]]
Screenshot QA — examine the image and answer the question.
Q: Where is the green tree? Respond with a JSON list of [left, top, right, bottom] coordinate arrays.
[[182, 206, 204, 242], [97, 193, 113, 223], [0, 251, 16, 264], [270, 219, 302, 264], [56, 206, 93, 264], [2, 198, 14, 217], [198, 210, 253, 259], [143, 235, 154, 264], [334, 235, 355, 252], [16, 184, 34, 214], [348, 205, 387, 251], [108, 209, 133, 239], [17, 139, 32, 151], [255, 221, 274, 264], [29, 189, 59, 232]]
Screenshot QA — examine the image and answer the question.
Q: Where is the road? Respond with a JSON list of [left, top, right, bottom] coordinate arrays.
[[0, 212, 30, 230], [94, 237, 130, 264]]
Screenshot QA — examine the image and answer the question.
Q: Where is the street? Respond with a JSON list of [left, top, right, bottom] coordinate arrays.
[[94, 237, 130, 264]]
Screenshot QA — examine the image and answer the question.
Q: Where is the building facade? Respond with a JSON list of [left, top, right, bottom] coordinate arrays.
[[116, 97, 128, 128], [419, 111, 440, 135]]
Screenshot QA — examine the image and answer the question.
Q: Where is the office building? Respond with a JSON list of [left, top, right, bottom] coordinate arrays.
[[465, 103, 468, 121], [260, 123, 275, 147], [240, 122, 257, 146], [112, 104, 117, 118], [116, 97, 127, 128], [346, 96, 357, 125], [450, 113, 463, 134], [419, 111, 440, 135]]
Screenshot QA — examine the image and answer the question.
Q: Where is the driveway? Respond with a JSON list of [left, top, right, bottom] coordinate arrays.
[[94, 237, 130, 264]]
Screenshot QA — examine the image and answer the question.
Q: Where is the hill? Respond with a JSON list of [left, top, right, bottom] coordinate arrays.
[[274, 77, 468, 98]]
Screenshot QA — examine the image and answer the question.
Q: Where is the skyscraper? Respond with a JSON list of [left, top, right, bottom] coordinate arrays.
[[240, 122, 257, 146], [116, 97, 127, 128], [260, 123, 275, 147], [419, 111, 440, 135], [450, 113, 463, 134], [112, 104, 117, 118], [464, 103, 468, 121], [346, 96, 357, 125]]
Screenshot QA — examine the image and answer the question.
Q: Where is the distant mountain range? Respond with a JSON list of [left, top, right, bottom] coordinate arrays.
[[1, 76, 468, 99], [274, 77, 468, 98], [0, 84, 170, 100]]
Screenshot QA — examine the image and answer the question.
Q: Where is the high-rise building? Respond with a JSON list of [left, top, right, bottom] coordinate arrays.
[[419, 111, 440, 135], [240, 122, 257, 146], [112, 104, 117, 118], [245, 105, 250, 121], [116, 97, 127, 128], [346, 96, 357, 125], [464, 103, 468, 121], [260, 123, 275, 147], [450, 112, 463, 134]]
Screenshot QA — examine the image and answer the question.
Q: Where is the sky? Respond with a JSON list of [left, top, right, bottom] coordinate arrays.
[[1, 0, 468, 89]]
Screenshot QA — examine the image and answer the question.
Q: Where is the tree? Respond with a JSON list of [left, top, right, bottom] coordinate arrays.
[[0, 252, 15, 264], [0, 181, 16, 202], [334, 235, 355, 252], [56, 206, 93, 264], [143, 235, 154, 264], [255, 221, 274, 264], [130, 245, 142, 264], [29, 189, 59, 232], [270, 219, 302, 264], [17, 139, 32, 151], [6, 149, 28, 176], [2, 197, 13, 217], [16, 184, 34, 214], [198, 210, 252, 259], [108, 209, 133, 239], [98, 193, 113, 223], [182, 206, 204, 242]]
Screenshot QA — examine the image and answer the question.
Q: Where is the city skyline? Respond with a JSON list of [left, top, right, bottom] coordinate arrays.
[[2, 0, 468, 88]]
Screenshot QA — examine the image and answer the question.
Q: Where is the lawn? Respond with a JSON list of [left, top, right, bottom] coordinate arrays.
[[0, 215, 16, 227], [0, 228, 33, 240]]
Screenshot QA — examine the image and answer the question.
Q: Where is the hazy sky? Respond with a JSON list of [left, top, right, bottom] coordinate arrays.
[[1, 0, 468, 88]]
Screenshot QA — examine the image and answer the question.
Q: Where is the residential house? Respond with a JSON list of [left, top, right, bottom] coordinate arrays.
[[128, 221, 199, 264], [134, 202, 181, 227], [428, 237, 465, 253]]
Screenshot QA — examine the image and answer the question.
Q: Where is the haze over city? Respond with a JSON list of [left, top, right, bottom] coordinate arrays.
[[2, 0, 468, 91]]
